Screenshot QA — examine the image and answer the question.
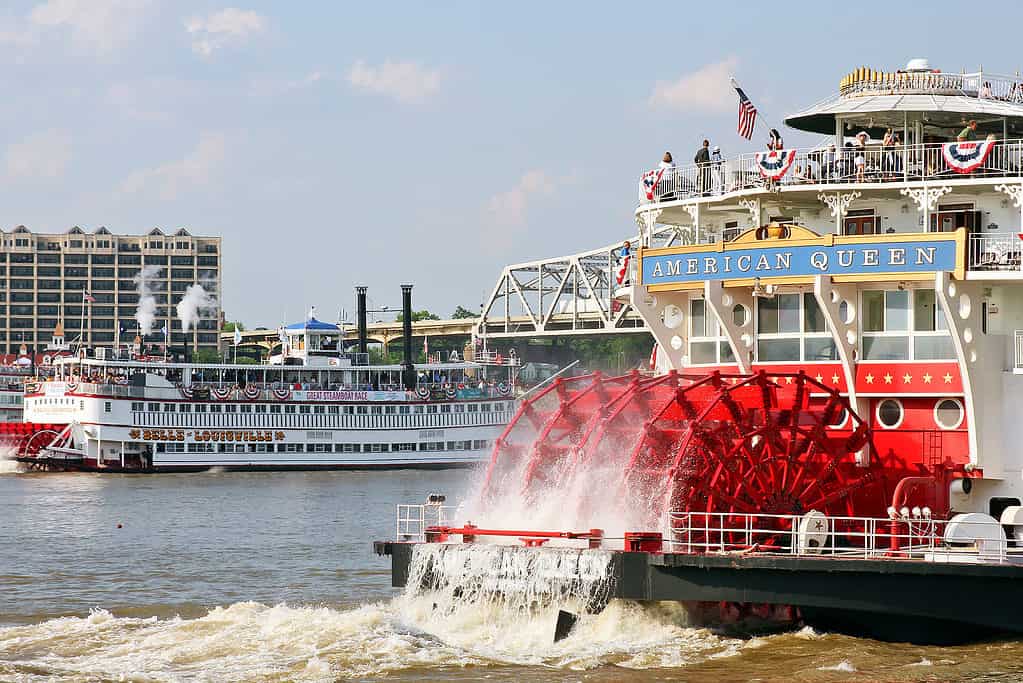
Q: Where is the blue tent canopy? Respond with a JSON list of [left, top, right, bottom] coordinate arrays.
[[284, 317, 339, 332]]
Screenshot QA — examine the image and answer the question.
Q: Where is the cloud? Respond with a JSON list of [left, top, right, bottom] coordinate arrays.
[[649, 56, 739, 113], [119, 132, 226, 200], [485, 170, 559, 227], [347, 60, 441, 103], [248, 69, 327, 97], [5, 129, 72, 180], [27, 0, 152, 54], [186, 8, 265, 57]]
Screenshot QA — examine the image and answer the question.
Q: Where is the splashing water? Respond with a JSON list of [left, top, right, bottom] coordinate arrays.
[[405, 543, 615, 614], [0, 445, 21, 474], [0, 598, 755, 681]]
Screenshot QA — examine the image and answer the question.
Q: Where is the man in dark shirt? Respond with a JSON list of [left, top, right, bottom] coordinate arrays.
[[695, 139, 711, 195]]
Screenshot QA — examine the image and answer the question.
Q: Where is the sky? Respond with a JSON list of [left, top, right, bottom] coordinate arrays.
[[2, 0, 1022, 327]]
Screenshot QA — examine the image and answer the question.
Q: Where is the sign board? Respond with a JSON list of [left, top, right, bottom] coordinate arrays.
[[295, 390, 407, 402], [639, 228, 965, 288]]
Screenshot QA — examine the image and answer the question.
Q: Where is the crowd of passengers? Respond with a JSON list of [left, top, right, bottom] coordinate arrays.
[[655, 119, 1013, 198]]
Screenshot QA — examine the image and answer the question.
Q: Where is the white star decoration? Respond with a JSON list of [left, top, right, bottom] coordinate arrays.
[[864, 373, 874, 384], [943, 373, 953, 384]]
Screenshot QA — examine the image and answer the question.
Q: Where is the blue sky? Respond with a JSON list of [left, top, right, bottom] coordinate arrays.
[[2, 1, 1022, 326]]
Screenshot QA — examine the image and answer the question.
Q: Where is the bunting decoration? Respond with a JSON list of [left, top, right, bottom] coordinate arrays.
[[444, 384, 457, 399], [641, 167, 666, 200], [178, 384, 194, 399], [615, 254, 631, 286], [272, 387, 292, 401], [649, 343, 659, 370], [496, 381, 511, 396], [416, 385, 431, 400], [65, 381, 78, 394], [942, 140, 995, 174], [211, 385, 234, 400], [242, 384, 262, 400], [754, 149, 798, 180]]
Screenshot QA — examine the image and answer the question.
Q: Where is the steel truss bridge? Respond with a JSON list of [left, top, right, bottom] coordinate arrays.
[[478, 225, 689, 339]]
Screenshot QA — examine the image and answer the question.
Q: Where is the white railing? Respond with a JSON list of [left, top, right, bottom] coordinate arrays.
[[396, 502, 455, 542], [840, 70, 1023, 100], [666, 511, 1012, 564], [639, 139, 1023, 205], [1015, 330, 1023, 372], [970, 233, 1022, 271]]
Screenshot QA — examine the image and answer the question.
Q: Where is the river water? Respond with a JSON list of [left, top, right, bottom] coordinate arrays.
[[2, 464, 1023, 682]]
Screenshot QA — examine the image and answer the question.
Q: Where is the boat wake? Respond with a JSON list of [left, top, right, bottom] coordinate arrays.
[[0, 597, 753, 681]]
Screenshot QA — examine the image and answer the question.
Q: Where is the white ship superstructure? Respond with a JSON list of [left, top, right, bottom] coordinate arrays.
[[17, 286, 519, 471]]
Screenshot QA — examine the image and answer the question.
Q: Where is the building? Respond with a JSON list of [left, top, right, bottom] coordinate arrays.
[[0, 225, 221, 354]]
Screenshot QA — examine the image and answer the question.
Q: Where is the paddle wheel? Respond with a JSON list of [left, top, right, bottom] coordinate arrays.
[[0, 422, 64, 459], [481, 370, 899, 540]]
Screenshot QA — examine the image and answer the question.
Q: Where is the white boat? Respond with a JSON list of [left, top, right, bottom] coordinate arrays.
[[13, 288, 519, 471]]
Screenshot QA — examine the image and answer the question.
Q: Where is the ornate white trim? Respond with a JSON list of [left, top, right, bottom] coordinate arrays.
[[737, 198, 760, 227], [995, 182, 1023, 209], [900, 186, 951, 213], [635, 208, 663, 246], [817, 191, 861, 218], [680, 203, 699, 223]]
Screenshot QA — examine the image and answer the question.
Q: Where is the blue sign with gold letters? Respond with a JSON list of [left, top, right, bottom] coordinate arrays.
[[641, 239, 958, 285]]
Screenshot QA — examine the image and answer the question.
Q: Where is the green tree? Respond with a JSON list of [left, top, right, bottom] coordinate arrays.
[[395, 310, 441, 322], [191, 348, 222, 364], [222, 321, 245, 332], [452, 306, 477, 319]]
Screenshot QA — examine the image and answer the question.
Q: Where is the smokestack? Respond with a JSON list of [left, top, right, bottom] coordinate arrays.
[[355, 286, 368, 356], [401, 284, 415, 390]]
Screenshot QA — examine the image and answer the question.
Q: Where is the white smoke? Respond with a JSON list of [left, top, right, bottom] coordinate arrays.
[[176, 283, 215, 333], [133, 265, 163, 336]]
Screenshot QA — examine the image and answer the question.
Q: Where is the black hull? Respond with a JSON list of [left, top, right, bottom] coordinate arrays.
[[377, 542, 1023, 645], [14, 458, 478, 474]]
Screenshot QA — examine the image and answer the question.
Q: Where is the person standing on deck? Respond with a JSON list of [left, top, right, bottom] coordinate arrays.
[[957, 120, 978, 141], [695, 139, 711, 195], [710, 145, 724, 192]]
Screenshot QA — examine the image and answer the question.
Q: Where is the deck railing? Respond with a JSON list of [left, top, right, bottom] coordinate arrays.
[[665, 510, 1011, 564], [970, 233, 1022, 271], [1015, 330, 1023, 373], [640, 139, 1023, 205]]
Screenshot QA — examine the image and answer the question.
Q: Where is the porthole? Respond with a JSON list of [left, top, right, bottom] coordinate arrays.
[[827, 406, 849, 429], [934, 398, 964, 430], [661, 304, 684, 330], [732, 303, 749, 327], [876, 399, 903, 429]]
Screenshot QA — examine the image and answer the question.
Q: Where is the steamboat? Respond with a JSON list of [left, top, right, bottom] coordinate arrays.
[[6, 285, 518, 471], [378, 61, 1023, 643]]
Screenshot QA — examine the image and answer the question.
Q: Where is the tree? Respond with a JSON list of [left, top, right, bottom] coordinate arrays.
[[452, 306, 477, 319], [395, 309, 441, 322], [191, 348, 221, 364], [222, 321, 245, 332]]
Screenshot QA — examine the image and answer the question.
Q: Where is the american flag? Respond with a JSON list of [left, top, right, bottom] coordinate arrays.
[[732, 78, 757, 140], [83, 291, 96, 303]]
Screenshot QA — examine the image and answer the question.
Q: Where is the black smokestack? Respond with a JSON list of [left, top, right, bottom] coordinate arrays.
[[355, 286, 368, 356], [401, 284, 415, 390]]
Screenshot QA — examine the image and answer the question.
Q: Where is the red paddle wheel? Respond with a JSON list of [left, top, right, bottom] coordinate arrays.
[[0, 422, 63, 459], [481, 370, 899, 544]]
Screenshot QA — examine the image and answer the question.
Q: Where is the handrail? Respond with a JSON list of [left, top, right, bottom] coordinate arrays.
[[639, 138, 1023, 205]]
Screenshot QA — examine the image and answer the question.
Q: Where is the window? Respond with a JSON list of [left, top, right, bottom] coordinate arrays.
[[935, 398, 964, 430], [755, 293, 836, 362], [299, 405, 310, 414], [131, 402, 143, 411], [876, 399, 903, 429], [162, 403, 176, 412], [392, 443, 416, 452], [863, 289, 953, 361], [690, 298, 735, 365], [104, 401, 112, 413]]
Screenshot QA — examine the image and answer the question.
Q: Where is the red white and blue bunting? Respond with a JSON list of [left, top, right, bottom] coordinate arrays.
[[415, 385, 431, 400], [65, 381, 78, 393], [754, 149, 797, 180], [211, 385, 234, 400], [942, 140, 995, 174], [641, 168, 666, 200], [496, 381, 511, 396], [444, 384, 456, 399], [178, 384, 194, 399], [242, 384, 261, 400], [272, 387, 292, 401]]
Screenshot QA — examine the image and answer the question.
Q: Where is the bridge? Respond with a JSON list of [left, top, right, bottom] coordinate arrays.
[[476, 224, 687, 338], [225, 224, 685, 353]]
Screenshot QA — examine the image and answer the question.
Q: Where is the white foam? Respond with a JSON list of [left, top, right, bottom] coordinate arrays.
[[0, 597, 756, 679], [818, 658, 857, 672]]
